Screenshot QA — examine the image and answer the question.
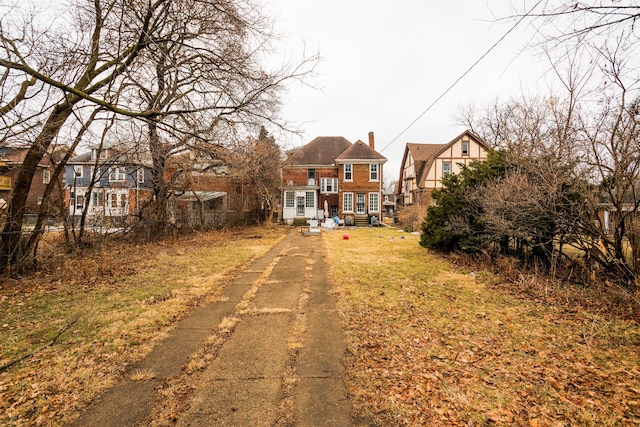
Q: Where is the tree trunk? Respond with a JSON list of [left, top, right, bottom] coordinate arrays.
[[1, 102, 73, 274]]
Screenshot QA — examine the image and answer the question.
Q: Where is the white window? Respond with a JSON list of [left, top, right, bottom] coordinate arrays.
[[344, 164, 352, 181], [369, 164, 378, 181], [137, 168, 144, 184], [285, 191, 295, 208], [369, 193, 380, 213], [42, 169, 51, 184], [73, 165, 83, 179], [109, 167, 126, 182], [343, 193, 353, 213], [91, 192, 104, 207], [109, 192, 119, 208], [462, 141, 469, 156], [305, 191, 315, 208], [37, 194, 43, 205], [443, 162, 451, 176], [321, 178, 338, 193]]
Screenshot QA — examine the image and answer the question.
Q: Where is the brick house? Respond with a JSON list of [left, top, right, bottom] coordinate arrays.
[[0, 146, 62, 216], [397, 130, 489, 206], [281, 132, 387, 226], [65, 146, 154, 222]]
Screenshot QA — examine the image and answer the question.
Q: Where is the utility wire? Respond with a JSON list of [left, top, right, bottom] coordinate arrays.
[[380, 0, 544, 153]]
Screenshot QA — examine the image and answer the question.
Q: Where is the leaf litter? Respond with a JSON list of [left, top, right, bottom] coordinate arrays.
[[323, 228, 640, 426]]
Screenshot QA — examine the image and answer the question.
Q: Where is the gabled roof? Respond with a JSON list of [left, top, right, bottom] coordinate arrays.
[[287, 136, 352, 166], [416, 130, 488, 185], [397, 130, 489, 194], [335, 140, 387, 162]]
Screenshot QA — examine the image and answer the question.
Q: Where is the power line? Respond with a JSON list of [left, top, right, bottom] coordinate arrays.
[[380, 0, 544, 153]]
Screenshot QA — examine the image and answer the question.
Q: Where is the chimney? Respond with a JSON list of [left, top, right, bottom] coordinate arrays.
[[368, 131, 375, 150]]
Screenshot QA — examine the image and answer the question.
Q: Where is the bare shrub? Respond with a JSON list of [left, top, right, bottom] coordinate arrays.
[[397, 204, 427, 232]]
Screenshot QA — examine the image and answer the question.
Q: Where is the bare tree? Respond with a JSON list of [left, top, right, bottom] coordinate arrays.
[[0, 0, 317, 273]]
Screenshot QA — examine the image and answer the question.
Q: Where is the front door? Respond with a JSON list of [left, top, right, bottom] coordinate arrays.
[[356, 193, 366, 215], [296, 196, 305, 216]]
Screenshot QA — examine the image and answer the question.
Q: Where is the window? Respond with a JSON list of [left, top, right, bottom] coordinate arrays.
[[344, 164, 352, 181], [321, 178, 338, 193], [73, 165, 83, 179], [369, 193, 380, 213], [369, 164, 378, 181], [137, 168, 144, 184], [120, 193, 127, 208], [76, 194, 84, 210], [307, 168, 316, 186], [91, 192, 104, 207], [462, 141, 469, 156], [343, 193, 353, 212], [443, 162, 451, 176], [37, 194, 43, 205], [285, 191, 295, 208], [109, 167, 126, 182], [42, 169, 50, 184], [305, 191, 315, 208]]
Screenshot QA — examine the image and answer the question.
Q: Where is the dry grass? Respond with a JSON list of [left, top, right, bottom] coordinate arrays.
[[323, 228, 640, 426], [0, 226, 287, 426]]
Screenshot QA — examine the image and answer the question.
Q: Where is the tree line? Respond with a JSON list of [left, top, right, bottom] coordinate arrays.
[[0, 0, 316, 275], [422, 1, 640, 287]]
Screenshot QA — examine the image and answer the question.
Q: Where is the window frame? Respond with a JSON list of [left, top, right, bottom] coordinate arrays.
[[305, 191, 315, 208], [285, 191, 295, 208], [342, 192, 354, 213], [42, 169, 51, 184], [320, 177, 338, 193], [109, 166, 127, 182], [73, 165, 83, 179], [369, 163, 379, 181], [368, 192, 380, 213], [443, 161, 451, 176], [343, 164, 352, 181], [462, 141, 469, 156]]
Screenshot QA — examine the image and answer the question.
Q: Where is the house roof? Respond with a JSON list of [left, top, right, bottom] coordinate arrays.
[[335, 140, 387, 162], [287, 136, 353, 166], [396, 130, 489, 194], [416, 130, 488, 186], [175, 191, 226, 202]]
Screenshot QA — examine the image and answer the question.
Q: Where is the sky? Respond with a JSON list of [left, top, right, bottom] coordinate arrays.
[[263, 0, 551, 184]]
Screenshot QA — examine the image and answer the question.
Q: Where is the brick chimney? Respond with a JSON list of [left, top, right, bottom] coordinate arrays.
[[368, 131, 375, 150]]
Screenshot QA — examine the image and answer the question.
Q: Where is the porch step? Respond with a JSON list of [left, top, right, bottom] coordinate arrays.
[[354, 215, 369, 227]]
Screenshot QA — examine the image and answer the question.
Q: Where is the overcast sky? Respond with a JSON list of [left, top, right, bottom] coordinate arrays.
[[264, 0, 550, 182]]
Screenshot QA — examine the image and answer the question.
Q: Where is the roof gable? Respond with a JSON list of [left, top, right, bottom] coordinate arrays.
[[417, 130, 489, 185], [335, 140, 387, 162], [288, 136, 352, 166]]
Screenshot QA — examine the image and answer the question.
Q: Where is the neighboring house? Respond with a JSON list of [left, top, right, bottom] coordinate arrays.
[[397, 130, 489, 206], [282, 132, 387, 226], [0, 146, 62, 216], [166, 149, 230, 228], [65, 146, 153, 222]]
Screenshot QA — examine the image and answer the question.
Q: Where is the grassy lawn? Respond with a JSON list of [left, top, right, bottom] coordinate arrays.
[[0, 226, 287, 426], [323, 227, 640, 426]]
